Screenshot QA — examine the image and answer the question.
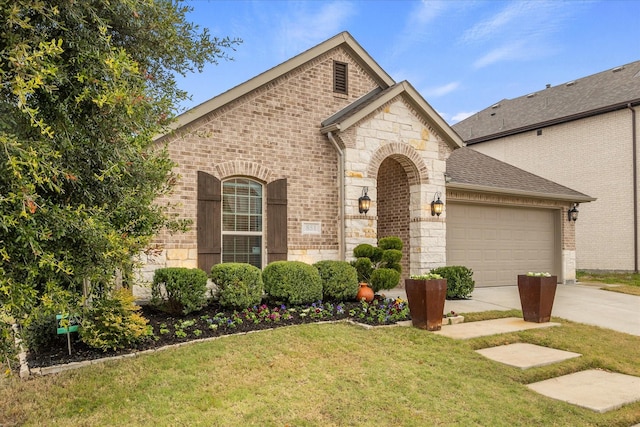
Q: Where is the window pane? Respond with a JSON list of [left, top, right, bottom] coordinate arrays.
[[222, 235, 262, 268], [222, 178, 262, 232]]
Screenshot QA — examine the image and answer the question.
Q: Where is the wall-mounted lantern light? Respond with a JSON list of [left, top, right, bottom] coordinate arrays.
[[358, 187, 371, 214], [568, 203, 579, 222], [431, 192, 444, 217]]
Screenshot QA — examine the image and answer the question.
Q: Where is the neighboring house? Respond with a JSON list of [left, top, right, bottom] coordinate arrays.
[[140, 32, 591, 289], [453, 61, 640, 272]]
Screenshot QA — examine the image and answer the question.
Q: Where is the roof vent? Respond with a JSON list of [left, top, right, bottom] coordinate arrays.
[[566, 81, 576, 87], [491, 103, 501, 109], [333, 61, 348, 94], [526, 93, 536, 98], [545, 84, 551, 89], [612, 66, 625, 73]]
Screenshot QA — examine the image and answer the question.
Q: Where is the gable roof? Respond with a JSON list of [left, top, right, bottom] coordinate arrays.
[[446, 148, 595, 202], [158, 32, 394, 138], [320, 81, 464, 149], [453, 60, 640, 144]]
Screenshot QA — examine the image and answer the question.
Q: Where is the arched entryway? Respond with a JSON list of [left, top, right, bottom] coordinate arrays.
[[377, 157, 411, 280]]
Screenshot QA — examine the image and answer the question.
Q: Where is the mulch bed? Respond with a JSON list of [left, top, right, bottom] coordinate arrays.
[[26, 299, 406, 369]]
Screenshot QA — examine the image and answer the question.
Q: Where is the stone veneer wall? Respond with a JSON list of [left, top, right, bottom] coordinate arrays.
[[341, 97, 451, 277]]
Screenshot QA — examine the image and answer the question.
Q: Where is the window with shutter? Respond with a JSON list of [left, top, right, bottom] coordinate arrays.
[[222, 178, 264, 268], [267, 179, 288, 263], [333, 61, 348, 94], [197, 171, 221, 272]]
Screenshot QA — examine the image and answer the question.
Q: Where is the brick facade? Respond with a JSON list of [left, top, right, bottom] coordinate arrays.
[[136, 32, 581, 293]]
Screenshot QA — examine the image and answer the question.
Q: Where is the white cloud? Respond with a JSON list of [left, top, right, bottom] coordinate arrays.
[[473, 41, 525, 68], [425, 81, 460, 97], [461, 1, 574, 68], [274, 1, 356, 59]]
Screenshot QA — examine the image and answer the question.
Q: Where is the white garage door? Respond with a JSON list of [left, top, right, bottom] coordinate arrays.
[[447, 203, 559, 287]]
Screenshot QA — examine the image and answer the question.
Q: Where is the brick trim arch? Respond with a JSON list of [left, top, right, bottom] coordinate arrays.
[[215, 160, 273, 182], [366, 143, 428, 185]]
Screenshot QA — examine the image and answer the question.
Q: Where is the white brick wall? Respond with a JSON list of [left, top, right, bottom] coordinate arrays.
[[472, 109, 637, 271]]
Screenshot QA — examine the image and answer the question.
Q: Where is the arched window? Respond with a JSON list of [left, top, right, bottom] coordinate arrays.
[[222, 178, 263, 268]]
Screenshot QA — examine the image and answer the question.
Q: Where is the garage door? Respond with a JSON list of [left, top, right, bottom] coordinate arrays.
[[447, 203, 559, 287]]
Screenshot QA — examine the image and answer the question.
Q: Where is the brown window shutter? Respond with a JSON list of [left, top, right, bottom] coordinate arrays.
[[333, 61, 348, 94], [197, 171, 221, 272], [267, 178, 287, 263]]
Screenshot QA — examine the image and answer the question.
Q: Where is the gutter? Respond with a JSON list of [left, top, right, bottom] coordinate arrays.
[[327, 131, 345, 260], [446, 182, 596, 203], [629, 103, 638, 273]]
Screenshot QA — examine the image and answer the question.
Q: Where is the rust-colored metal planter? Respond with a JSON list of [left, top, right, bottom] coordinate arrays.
[[405, 279, 447, 331], [517, 275, 558, 323]]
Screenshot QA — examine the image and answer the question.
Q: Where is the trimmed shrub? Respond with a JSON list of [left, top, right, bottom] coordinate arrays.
[[431, 266, 475, 299], [151, 267, 208, 315], [352, 257, 373, 283], [314, 260, 359, 301], [80, 289, 152, 351], [262, 261, 322, 305], [370, 268, 401, 293], [353, 244, 383, 263], [351, 237, 404, 293], [378, 236, 403, 251], [381, 249, 402, 266], [210, 263, 264, 309]]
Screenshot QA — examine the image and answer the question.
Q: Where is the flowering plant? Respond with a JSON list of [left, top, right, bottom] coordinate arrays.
[[410, 273, 443, 280], [526, 272, 552, 277]]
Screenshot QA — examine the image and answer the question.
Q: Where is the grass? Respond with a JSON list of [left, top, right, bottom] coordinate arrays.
[[577, 271, 640, 296], [1, 313, 639, 426]]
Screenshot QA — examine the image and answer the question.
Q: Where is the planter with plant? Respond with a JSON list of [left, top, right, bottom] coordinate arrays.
[[517, 272, 558, 323], [404, 273, 447, 331], [351, 237, 403, 297]]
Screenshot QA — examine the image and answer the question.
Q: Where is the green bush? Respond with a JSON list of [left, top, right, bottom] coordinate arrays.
[[262, 261, 323, 305], [378, 236, 403, 251], [21, 306, 60, 354], [151, 267, 208, 315], [370, 268, 401, 293], [353, 244, 383, 263], [314, 260, 359, 301], [80, 289, 152, 351], [351, 237, 404, 292], [431, 266, 475, 299], [352, 257, 373, 283], [210, 263, 264, 309], [381, 249, 402, 266], [0, 315, 17, 374], [20, 284, 78, 355]]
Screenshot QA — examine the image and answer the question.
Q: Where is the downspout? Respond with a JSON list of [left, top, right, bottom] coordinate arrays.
[[327, 131, 346, 260], [629, 103, 638, 273]]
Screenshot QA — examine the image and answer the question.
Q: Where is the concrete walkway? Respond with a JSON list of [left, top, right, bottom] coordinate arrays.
[[386, 283, 640, 336]]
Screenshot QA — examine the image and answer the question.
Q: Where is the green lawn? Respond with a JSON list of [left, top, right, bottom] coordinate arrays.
[[2, 313, 639, 426], [577, 270, 640, 296]]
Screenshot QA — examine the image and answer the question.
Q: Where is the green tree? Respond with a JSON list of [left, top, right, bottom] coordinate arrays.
[[0, 0, 240, 320]]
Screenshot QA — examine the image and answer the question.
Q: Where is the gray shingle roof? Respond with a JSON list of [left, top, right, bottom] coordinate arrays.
[[446, 148, 594, 202], [453, 60, 640, 144]]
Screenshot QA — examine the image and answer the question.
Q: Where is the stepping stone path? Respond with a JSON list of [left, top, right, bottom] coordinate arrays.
[[475, 343, 581, 369], [428, 318, 640, 413]]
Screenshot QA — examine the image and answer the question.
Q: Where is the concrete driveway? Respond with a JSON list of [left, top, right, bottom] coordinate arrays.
[[387, 284, 640, 336]]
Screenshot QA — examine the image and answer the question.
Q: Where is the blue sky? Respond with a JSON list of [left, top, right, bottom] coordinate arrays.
[[178, 0, 640, 124]]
